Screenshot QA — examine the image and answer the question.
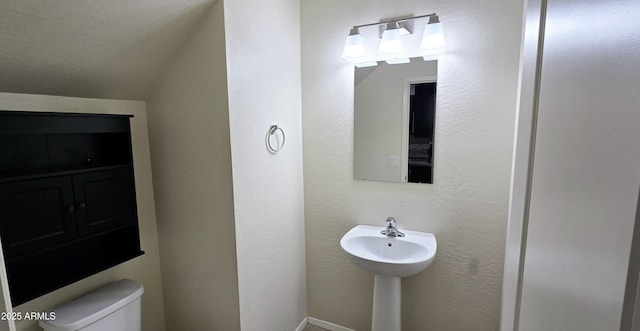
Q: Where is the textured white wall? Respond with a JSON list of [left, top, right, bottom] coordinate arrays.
[[301, 0, 523, 329], [146, 2, 241, 330], [223, 0, 307, 329], [0, 92, 166, 331]]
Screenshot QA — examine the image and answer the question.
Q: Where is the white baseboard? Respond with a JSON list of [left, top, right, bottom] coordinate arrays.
[[295, 317, 309, 331], [307, 317, 355, 331]]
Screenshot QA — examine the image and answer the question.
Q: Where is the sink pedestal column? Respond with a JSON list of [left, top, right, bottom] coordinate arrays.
[[371, 274, 401, 331]]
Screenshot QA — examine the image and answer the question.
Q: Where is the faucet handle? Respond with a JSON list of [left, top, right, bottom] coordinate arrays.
[[385, 217, 396, 227]]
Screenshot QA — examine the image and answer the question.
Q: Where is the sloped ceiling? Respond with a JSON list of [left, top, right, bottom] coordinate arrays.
[[0, 0, 216, 100]]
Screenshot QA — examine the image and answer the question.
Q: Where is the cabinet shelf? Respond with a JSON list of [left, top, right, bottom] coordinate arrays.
[[0, 164, 132, 184], [5, 223, 142, 264], [0, 130, 132, 180]]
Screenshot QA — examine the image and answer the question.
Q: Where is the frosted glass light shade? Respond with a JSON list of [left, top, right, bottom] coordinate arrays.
[[342, 33, 367, 62], [377, 28, 404, 60], [419, 22, 447, 60]]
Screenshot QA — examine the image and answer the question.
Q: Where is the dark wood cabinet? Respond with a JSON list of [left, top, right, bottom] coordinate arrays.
[[0, 176, 77, 258], [74, 168, 136, 236], [0, 111, 143, 306]]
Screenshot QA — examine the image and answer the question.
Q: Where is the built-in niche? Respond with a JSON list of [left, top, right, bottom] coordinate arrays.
[[0, 111, 144, 306]]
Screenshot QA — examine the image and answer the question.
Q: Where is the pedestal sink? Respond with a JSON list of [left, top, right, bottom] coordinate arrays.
[[340, 224, 437, 331]]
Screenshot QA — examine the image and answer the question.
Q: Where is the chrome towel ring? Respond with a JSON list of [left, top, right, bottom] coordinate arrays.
[[266, 125, 285, 153]]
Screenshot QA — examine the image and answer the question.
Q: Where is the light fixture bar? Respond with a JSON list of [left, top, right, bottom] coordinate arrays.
[[349, 13, 437, 31]]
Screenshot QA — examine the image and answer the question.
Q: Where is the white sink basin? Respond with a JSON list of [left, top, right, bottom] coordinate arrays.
[[340, 225, 437, 277]]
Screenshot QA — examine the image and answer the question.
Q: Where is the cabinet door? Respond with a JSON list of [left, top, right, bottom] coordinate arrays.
[[73, 168, 136, 236], [0, 177, 78, 258]]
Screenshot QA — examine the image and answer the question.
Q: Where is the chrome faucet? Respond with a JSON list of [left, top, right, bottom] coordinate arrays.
[[381, 217, 405, 237]]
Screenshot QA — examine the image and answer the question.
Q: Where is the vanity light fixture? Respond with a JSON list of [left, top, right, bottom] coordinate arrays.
[[419, 15, 447, 61], [341, 27, 378, 68], [378, 22, 408, 63], [341, 13, 446, 66], [341, 27, 366, 61]]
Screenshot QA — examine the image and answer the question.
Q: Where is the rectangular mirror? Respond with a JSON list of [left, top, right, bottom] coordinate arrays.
[[353, 58, 437, 184]]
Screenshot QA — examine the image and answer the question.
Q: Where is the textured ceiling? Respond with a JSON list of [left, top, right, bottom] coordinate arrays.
[[0, 0, 215, 100]]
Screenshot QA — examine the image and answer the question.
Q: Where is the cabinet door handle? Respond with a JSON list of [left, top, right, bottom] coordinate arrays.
[[66, 205, 75, 214], [77, 202, 86, 211]]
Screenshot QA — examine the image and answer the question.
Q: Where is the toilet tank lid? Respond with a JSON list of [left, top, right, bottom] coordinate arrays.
[[39, 279, 144, 331]]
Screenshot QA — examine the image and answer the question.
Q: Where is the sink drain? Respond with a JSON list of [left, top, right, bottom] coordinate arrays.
[[387, 242, 392, 247]]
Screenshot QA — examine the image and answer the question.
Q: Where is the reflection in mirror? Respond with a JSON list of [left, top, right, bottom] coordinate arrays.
[[407, 81, 436, 183], [353, 58, 437, 184]]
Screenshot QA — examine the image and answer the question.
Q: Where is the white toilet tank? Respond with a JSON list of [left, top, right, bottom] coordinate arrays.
[[39, 279, 144, 331]]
